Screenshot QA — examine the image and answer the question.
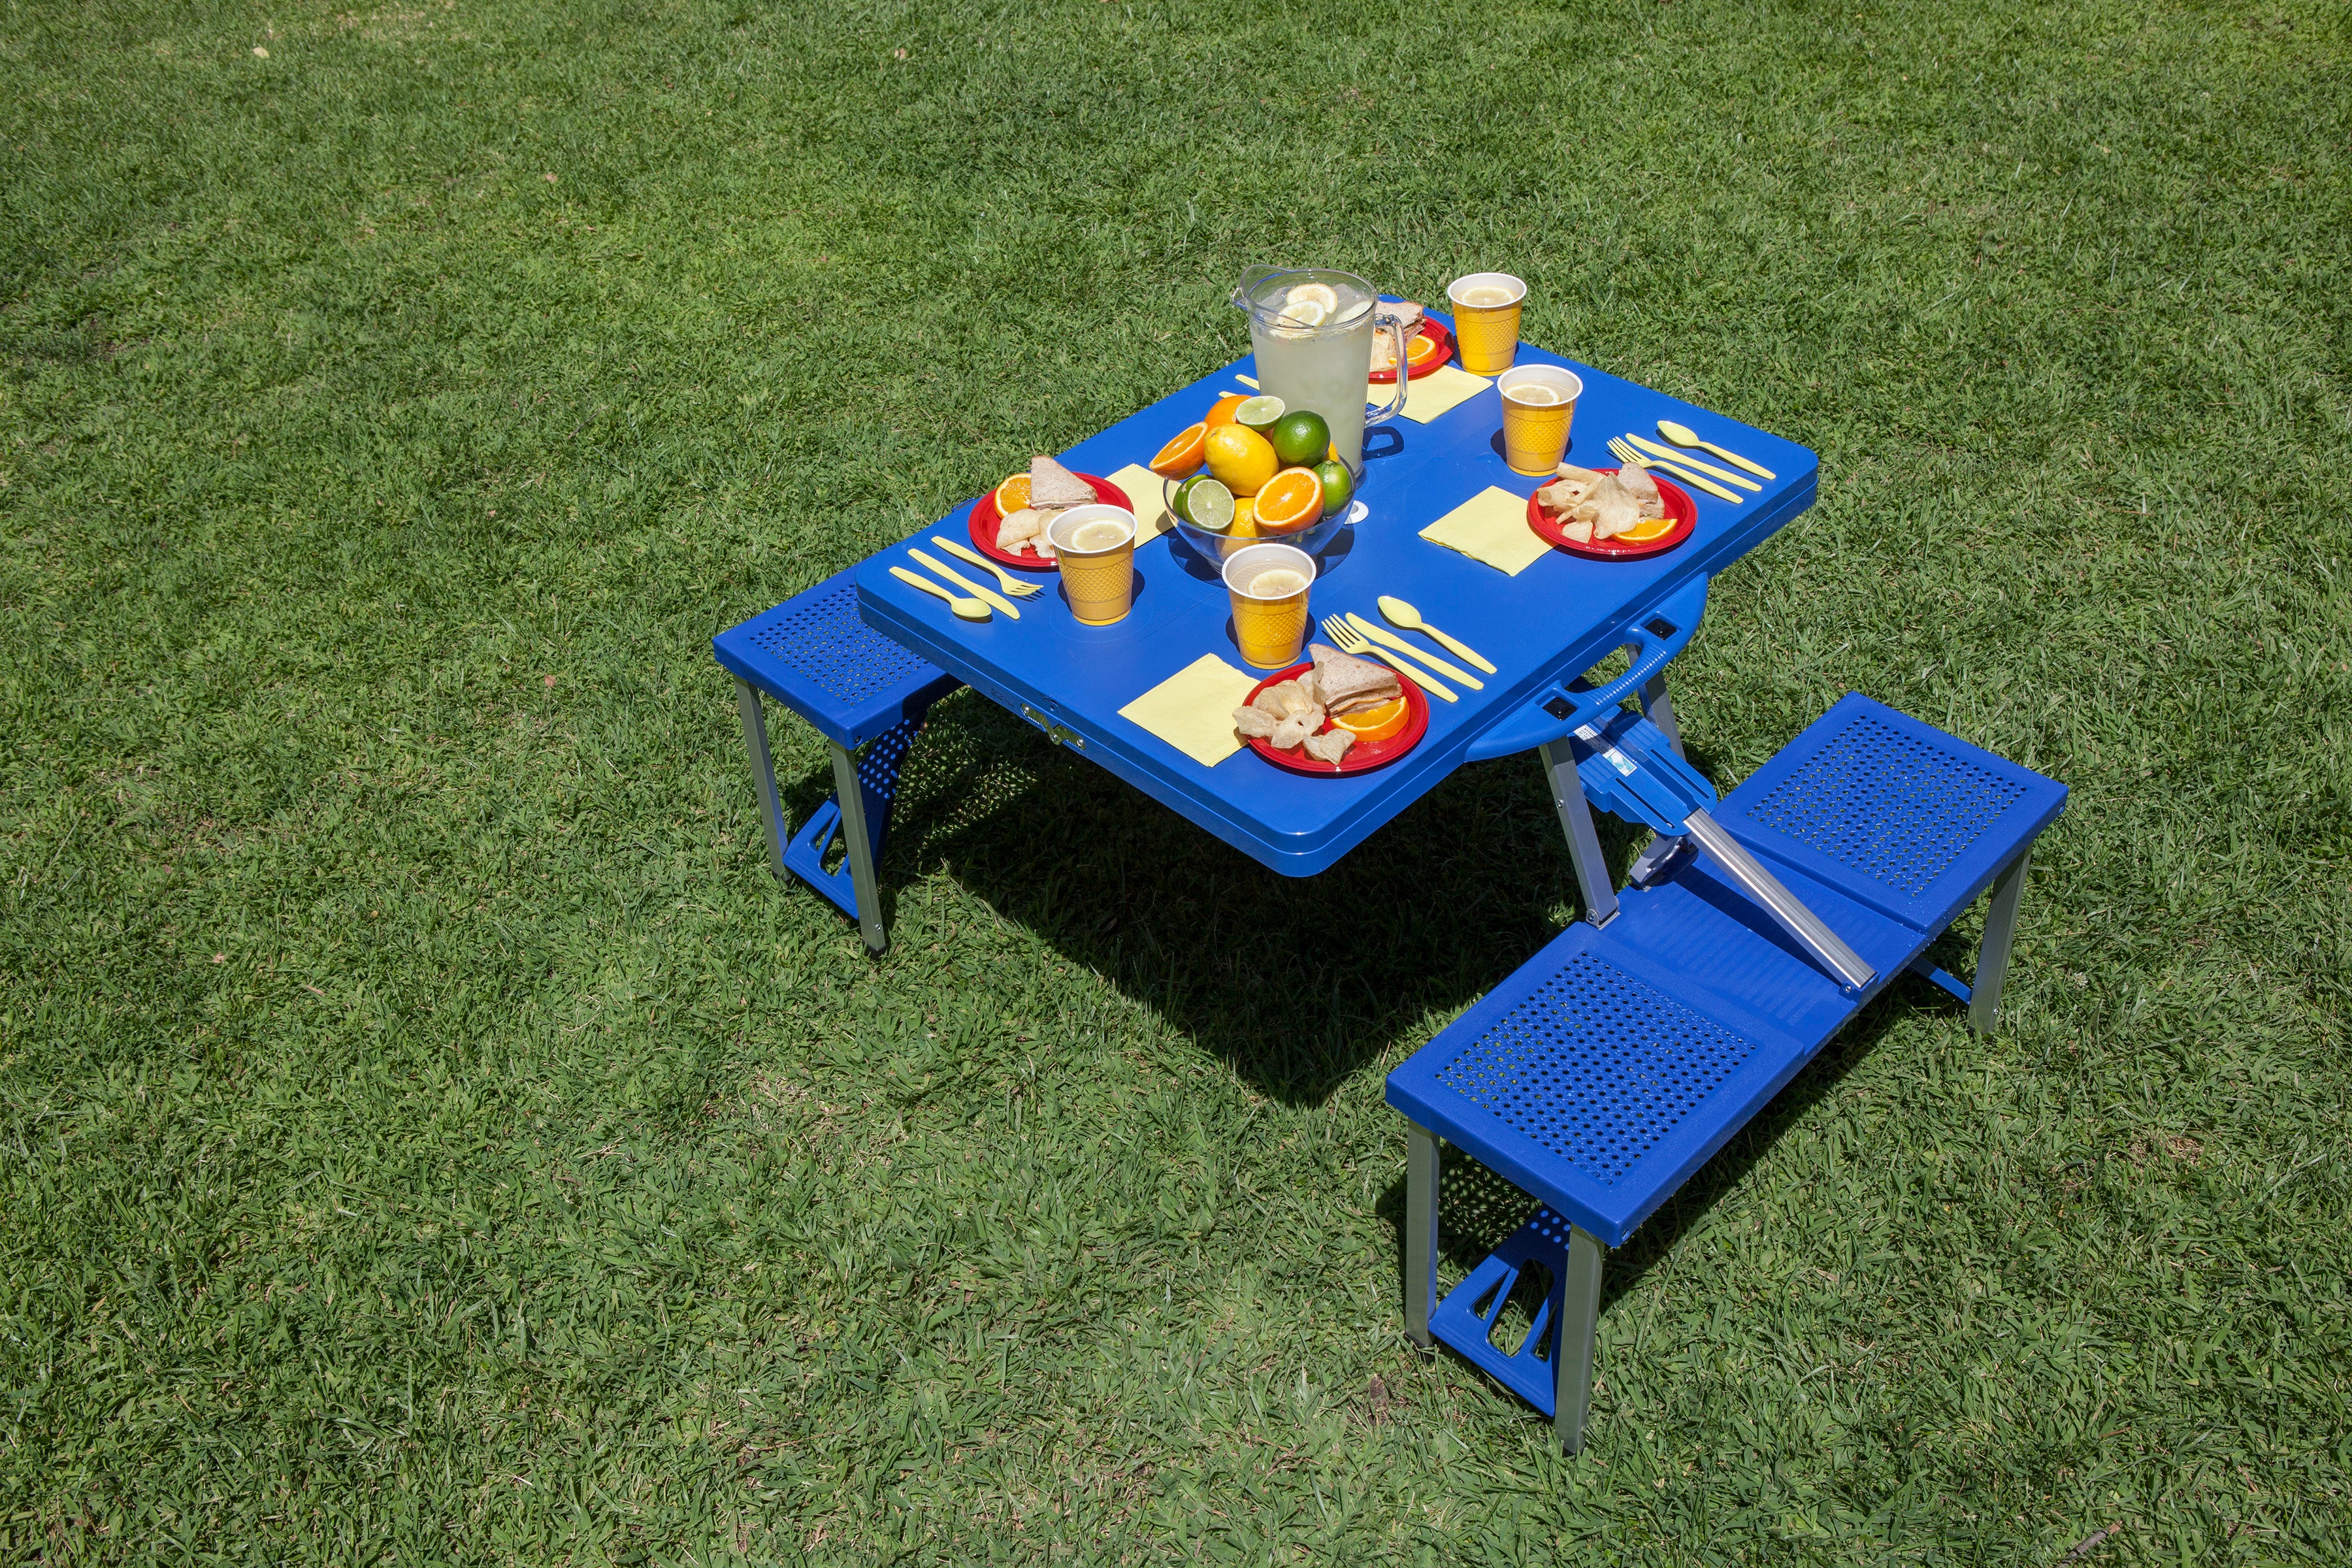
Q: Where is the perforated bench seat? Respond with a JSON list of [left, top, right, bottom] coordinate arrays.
[[1387, 694, 2065, 1451], [713, 567, 962, 952]]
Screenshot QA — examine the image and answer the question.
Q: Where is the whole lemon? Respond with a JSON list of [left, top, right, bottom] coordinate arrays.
[[1203, 423, 1279, 497]]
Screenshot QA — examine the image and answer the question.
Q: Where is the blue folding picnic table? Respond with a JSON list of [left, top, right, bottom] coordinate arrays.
[[842, 337, 1816, 883], [714, 308, 2063, 1457]]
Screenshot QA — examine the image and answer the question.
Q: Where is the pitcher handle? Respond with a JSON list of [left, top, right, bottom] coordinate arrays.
[[1365, 316, 1411, 427]]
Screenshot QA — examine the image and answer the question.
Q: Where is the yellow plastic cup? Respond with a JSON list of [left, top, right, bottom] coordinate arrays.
[[1049, 504, 1137, 625], [1446, 272, 1527, 375], [1222, 542, 1317, 670], [1496, 365, 1584, 476]]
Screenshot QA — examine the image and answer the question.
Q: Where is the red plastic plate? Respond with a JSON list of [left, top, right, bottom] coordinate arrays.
[[1368, 319, 1455, 384], [1241, 662, 1431, 776], [968, 473, 1135, 571], [1525, 470, 1697, 560]]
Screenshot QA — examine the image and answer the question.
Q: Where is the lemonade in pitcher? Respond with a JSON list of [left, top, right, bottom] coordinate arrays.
[[1233, 267, 1409, 472]]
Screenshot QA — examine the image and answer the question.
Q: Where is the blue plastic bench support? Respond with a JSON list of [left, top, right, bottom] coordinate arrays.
[[713, 568, 962, 955], [1392, 694, 2066, 1454]]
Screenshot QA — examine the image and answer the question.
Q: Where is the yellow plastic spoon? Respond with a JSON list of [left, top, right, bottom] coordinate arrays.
[[1375, 596, 1497, 675], [1656, 418, 1776, 482]]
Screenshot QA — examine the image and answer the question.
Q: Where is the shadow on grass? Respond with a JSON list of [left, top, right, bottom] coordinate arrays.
[[863, 686, 1644, 1104]]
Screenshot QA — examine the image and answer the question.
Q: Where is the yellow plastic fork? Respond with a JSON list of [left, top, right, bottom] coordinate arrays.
[[1320, 615, 1458, 703], [930, 535, 1043, 597], [1609, 438, 1742, 504]]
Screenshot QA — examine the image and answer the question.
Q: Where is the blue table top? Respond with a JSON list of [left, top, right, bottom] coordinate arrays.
[[856, 315, 1819, 876]]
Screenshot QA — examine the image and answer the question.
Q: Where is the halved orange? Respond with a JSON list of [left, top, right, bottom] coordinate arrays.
[[1149, 422, 1207, 479], [1405, 334, 1441, 368], [1205, 392, 1249, 428], [1617, 514, 1677, 543], [992, 474, 1032, 515], [1333, 696, 1408, 743], [1252, 466, 1326, 533]]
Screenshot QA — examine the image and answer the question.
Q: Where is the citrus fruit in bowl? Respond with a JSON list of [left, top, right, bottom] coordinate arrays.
[[1203, 423, 1279, 498]]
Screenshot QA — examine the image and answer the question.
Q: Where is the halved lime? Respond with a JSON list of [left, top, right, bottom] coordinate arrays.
[[1180, 475, 1235, 531], [1234, 395, 1286, 436]]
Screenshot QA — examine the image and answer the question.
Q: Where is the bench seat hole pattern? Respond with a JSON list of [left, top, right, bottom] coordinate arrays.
[[1744, 712, 2027, 898], [1433, 953, 1757, 1187], [752, 583, 932, 706]]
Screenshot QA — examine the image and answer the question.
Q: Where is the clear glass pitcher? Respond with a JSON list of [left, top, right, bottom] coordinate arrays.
[[1232, 266, 1410, 471]]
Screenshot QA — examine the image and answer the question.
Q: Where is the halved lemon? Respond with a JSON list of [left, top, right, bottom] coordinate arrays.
[[1617, 514, 1677, 543], [1252, 466, 1326, 533], [1333, 696, 1408, 743], [992, 474, 1032, 515], [1150, 422, 1207, 479], [1205, 392, 1249, 428]]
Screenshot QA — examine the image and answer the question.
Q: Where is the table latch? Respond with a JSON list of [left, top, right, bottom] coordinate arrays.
[[1020, 705, 1085, 750]]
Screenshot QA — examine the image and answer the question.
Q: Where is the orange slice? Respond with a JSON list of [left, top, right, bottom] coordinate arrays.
[[1205, 392, 1249, 428], [1252, 466, 1326, 533], [1332, 696, 1408, 743], [1617, 514, 1676, 543], [1405, 334, 1441, 368], [992, 474, 1032, 515], [1150, 422, 1207, 479]]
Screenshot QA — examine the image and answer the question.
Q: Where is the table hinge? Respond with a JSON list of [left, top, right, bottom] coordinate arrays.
[[1020, 705, 1085, 750]]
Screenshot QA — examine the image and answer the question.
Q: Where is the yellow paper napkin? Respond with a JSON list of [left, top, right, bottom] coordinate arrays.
[[1119, 653, 1262, 768], [1103, 463, 1175, 544], [1420, 485, 1552, 576], [1367, 362, 1494, 425]]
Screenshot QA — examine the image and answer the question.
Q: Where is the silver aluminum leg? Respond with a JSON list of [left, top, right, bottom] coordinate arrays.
[[1637, 672, 1684, 758], [1554, 1225, 1605, 1455], [1540, 738, 1618, 927], [1404, 1121, 1441, 1348], [1968, 846, 2032, 1036], [734, 678, 789, 879], [828, 741, 888, 956], [1682, 811, 1876, 993]]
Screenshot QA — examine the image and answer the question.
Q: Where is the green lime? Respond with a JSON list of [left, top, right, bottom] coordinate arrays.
[[1313, 459, 1354, 519], [1179, 474, 1235, 532], [1233, 395, 1286, 436], [1269, 409, 1331, 468]]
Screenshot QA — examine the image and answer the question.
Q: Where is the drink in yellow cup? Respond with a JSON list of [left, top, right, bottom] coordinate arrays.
[[1495, 365, 1584, 476], [1446, 271, 1527, 374], [1048, 504, 1137, 625], [1222, 542, 1317, 668]]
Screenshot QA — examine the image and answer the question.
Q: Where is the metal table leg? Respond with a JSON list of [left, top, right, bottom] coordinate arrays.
[[1554, 1225, 1605, 1455], [1404, 1121, 1441, 1349], [1540, 738, 1618, 927], [1968, 846, 2032, 1036], [1637, 672, 1684, 758], [829, 741, 888, 956], [736, 678, 789, 879]]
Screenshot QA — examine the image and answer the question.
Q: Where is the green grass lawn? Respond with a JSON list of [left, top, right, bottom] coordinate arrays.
[[4, 0, 2349, 1559]]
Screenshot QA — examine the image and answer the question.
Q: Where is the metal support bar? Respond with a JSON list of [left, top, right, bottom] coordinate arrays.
[[1637, 673, 1684, 759], [827, 741, 889, 956], [735, 678, 789, 879], [1968, 846, 2032, 1036], [1554, 1226, 1605, 1455], [1682, 811, 1876, 993], [1541, 738, 1618, 927], [1404, 1122, 1441, 1348]]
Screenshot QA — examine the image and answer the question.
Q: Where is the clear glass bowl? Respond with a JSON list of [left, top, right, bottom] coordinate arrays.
[[1162, 452, 1368, 567]]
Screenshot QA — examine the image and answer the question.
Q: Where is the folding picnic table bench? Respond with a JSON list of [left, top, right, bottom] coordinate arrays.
[[1387, 691, 2066, 1453], [715, 564, 961, 955]]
